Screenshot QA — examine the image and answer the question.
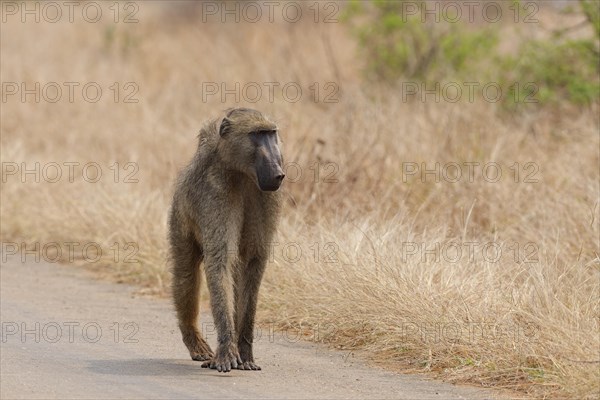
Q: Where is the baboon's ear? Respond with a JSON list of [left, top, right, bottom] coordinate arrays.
[[219, 118, 231, 137]]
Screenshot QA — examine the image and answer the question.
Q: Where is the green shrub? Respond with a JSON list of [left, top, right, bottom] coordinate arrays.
[[500, 38, 599, 107], [345, 0, 599, 107], [347, 0, 497, 82]]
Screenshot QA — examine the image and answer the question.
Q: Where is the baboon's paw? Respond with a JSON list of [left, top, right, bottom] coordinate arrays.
[[182, 329, 214, 362], [201, 360, 212, 369], [201, 345, 242, 373], [191, 351, 213, 362], [187, 338, 213, 361], [237, 361, 261, 370]]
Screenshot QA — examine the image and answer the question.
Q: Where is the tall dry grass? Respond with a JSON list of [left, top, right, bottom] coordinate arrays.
[[1, 3, 598, 398]]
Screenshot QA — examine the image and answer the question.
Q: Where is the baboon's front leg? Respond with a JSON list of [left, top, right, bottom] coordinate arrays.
[[201, 251, 242, 373], [235, 257, 267, 370]]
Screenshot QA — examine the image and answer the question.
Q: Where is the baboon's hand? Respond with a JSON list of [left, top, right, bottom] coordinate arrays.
[[201, 343, 242, 373]]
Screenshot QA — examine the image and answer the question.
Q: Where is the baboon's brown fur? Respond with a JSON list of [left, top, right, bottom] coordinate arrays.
[[169, 108, 284, 372]]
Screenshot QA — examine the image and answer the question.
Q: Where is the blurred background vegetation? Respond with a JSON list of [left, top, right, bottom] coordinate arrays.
[[344, 0, 599, 108]]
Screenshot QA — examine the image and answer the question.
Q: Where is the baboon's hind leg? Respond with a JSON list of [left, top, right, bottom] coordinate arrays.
[[172, 234, 213, 361], [235, 257, 267, 370]]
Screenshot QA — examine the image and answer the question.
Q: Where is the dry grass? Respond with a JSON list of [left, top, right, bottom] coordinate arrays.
[[1, 3, 598, 399]]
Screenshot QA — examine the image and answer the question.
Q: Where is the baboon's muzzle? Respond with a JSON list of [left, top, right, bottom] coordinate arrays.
[[253, 133, 284, 192]]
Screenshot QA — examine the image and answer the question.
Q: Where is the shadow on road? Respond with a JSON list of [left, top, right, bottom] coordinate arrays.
[[87, 359, 222, 377]]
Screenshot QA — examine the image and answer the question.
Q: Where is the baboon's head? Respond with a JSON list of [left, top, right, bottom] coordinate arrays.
[[218, 108, 285, 192]]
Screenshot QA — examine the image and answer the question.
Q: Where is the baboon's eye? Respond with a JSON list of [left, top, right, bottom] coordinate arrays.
[[252, 130, 277, 135], [249, 130, 278, 147], [261, 130, 278, 143]]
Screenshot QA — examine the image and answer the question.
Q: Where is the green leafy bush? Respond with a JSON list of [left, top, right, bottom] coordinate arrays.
[[345, 0, 599, 107], [500, 38, 599, 107], [347, 0, 497, 82]]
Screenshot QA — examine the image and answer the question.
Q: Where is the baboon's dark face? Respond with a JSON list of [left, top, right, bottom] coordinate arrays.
[[218, 108, 285, 191], [249, 130, 285, 192]]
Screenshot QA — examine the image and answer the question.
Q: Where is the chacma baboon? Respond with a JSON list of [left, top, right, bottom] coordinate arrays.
[[169, 108, 284, 373]]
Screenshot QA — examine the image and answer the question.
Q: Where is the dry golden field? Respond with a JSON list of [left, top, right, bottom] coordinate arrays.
[[1, 2, 598, 398]]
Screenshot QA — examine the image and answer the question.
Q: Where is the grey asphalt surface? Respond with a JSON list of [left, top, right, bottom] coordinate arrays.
[[0, 259, 509, 399]]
